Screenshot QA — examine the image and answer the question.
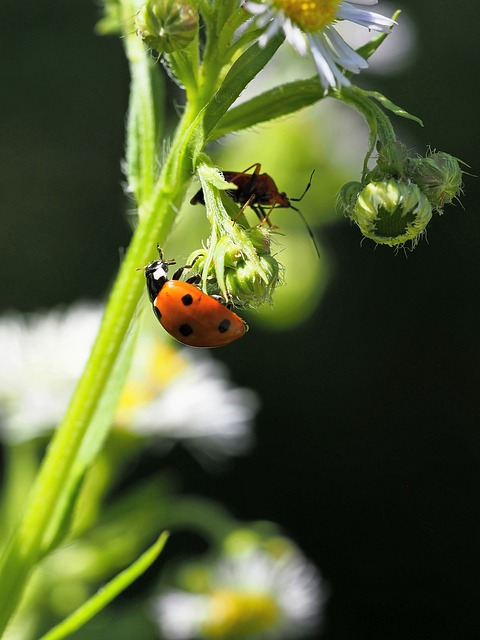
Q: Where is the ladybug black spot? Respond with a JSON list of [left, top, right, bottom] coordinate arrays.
[[218, 319, 231, 334], [181, 293, 193, 306], [153, 305, 162, 321], [179, 323, 194, 337]]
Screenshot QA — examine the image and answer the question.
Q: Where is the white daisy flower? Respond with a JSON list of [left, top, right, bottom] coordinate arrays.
[[0, 305, 257, 460], [0, 305, 101, 443], [154, 540, 326, 639], [244, 0, 396, 90], [122, 341, 258, 461]]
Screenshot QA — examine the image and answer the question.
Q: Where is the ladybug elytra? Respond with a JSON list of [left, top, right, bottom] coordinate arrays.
[[145, 248, 247, 348]]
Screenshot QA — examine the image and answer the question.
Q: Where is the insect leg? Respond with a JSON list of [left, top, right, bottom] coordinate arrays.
[[171, 255, 202, 281]]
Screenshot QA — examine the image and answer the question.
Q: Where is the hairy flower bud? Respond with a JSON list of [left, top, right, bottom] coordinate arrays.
[[189, 237, 281, 309], [376, 141, 409, 178], [135, 0, 197, 53], [350, 179, 432, 247], [337, 181, 363, 215], [225, 253, 280, 308], [407, 151, 463, 212]]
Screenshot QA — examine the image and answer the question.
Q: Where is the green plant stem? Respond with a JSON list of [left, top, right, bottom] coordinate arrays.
[[0, 443, 39, 546], [0, 82, 197, 640], [0, 3, 268, 629], [332, 86, 397, 179]]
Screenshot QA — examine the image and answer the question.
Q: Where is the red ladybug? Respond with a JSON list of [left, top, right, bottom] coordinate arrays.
[[145, 248, 247, 348]]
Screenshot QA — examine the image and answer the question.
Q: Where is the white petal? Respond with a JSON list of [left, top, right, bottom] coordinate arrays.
[[243, 2, 267, 15], [337, 3, 396, 32], [308, 35, 344, 90], [347, 0, 379, 5], [258, 13, 284, 47], [283, 18, 308, 56], [325, 25, 369, 72]]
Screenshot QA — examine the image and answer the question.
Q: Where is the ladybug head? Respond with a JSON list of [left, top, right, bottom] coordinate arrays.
[[145, 257, 174, 302]]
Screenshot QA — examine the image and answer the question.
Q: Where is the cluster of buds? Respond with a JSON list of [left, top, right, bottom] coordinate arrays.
[[186, 164, 282, 310], [187, 227, 281, 310], [339, 142, 464, 248]]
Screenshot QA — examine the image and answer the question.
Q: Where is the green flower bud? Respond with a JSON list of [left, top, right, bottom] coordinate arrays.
[[190, 238, 281, 309], [337, 181, 363, 215], [225, 253, 281, 308], [350, 179, 432, 247], [407, 151, 463, 212], [376, 141, 409, 178], [135, 0, 197, 53]]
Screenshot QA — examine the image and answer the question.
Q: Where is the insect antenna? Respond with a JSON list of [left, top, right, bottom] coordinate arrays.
[[288, 170, 320, 259], [289, 169, 315, 203], [289, 203, 321, 260]]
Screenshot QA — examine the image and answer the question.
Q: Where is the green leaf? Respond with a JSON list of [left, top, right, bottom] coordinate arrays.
[[201, 35, 284, 143], [365, 90, 424, 126], [211, 76, 325, 140], [38, 532, 169, 640]]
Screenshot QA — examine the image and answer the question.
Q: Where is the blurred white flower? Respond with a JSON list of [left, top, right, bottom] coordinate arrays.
[[120, 340, 258, 460], [244, 0, 396, 90], [155, 539, 325, 639], [0, 305, 101, 442], [0, 305, 257, 459]]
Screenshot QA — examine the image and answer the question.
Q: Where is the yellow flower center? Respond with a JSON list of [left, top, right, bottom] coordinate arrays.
[[116, 343, 187, 426], [202, 589, 279, 638], [272, 0, 342, 31]]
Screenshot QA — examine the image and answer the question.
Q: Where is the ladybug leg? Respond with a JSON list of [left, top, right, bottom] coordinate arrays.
[[171, 255, 201, 281], [210, 294, 234, 309], [186, 273, 201, 285]]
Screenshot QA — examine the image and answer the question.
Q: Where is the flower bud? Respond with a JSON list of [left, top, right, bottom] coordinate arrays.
[[190, 239, 281, 309], [135, 0, 197, 53], [350, 179, 432, 247], [376, 141, 409, 178], [407, 151, 463, 212], [337, 181, 363, 215], [225, 253, 280, 308]]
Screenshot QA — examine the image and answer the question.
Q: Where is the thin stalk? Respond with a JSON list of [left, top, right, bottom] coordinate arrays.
[[0, 109, 196, 637]]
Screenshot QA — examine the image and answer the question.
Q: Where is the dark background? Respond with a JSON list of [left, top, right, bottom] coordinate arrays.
[[1, 1, 479, 639]]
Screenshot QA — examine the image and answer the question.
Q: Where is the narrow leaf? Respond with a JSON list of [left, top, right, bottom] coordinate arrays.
[[202, 35, 284, 140], [211, 76, 324, 140], [39, 532, 169, 640], [367, 90, 423, 126]]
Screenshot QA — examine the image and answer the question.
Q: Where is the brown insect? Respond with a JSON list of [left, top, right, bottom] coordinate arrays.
[[190, 163, 320, 258]]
